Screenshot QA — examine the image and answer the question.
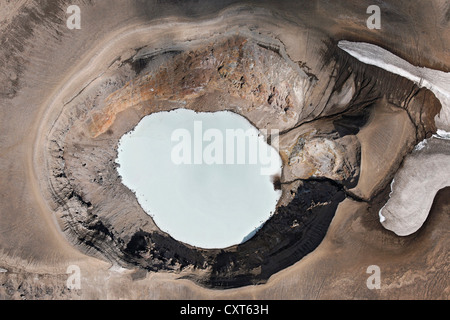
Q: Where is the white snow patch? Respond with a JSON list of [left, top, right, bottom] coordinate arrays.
[[378, 210, 386, 223], [338, 40, 450, 131], [378, 178, 395, 223], [108, 264, 129, 273], [434, 129, 450, 140], [414, 139, 428, 151]]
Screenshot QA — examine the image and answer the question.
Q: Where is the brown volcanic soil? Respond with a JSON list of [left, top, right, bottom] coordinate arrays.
[[0, 0, 448, 299]]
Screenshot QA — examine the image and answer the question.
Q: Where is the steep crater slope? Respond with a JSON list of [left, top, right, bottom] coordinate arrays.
[[41, 29, 440, 288]]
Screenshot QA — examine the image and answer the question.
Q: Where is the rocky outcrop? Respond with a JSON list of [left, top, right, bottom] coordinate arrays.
[[279, 119, 361, 187], [87, 36, 311, 137], [348, 99, 417, 201]]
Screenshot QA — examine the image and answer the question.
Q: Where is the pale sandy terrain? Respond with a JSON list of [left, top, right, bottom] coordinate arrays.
[[0, 0, 448, 299]]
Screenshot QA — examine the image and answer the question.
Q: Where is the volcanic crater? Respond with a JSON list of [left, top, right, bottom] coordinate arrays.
[[41, 30, 440, 288]]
